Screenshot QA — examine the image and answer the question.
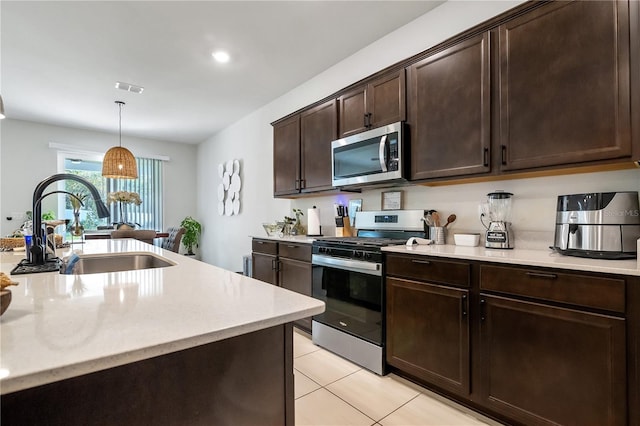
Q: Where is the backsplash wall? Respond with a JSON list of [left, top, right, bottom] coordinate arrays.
[[290, 169, 640, 250]]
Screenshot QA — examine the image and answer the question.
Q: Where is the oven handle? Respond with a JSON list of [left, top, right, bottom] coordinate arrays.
[[312, 254, 382, 276]]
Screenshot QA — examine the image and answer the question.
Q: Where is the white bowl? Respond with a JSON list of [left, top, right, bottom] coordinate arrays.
[[454, 233, 480, 247]]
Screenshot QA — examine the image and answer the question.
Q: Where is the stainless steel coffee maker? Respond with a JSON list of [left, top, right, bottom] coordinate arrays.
[[480, 190, 514, 249]]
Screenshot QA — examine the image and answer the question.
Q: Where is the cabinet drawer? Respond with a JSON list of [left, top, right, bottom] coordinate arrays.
[[480, 265, 625, 313], [386, 254, 470, 288], [279, 242, 312, 262], [252, 239, 278, 256]]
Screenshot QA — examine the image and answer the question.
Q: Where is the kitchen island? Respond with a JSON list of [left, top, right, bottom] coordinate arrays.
[[0, 239, 324, 425]]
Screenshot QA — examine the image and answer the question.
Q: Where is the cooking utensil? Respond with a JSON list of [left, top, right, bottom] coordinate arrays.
[[443, 214, 457, 228], [432, 211, 441, 227]]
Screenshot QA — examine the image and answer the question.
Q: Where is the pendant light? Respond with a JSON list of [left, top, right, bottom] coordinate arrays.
[[102, 101, 138, 179]]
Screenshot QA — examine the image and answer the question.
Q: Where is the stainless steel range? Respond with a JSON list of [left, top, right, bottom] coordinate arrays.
[[311, 210, 426, 375]]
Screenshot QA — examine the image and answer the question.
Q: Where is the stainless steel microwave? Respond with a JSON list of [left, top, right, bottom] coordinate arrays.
[[331, 122, 406, 187]]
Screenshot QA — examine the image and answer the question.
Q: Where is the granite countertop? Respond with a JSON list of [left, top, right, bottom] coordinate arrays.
[[0, 240, 325, 394], [382, 244, 640, 277]]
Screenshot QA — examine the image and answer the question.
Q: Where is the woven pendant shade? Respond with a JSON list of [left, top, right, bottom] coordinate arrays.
[[102, 146, 138, 179], [102, 100, 138, 179]]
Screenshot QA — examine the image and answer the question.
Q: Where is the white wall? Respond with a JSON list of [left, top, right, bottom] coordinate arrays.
[[200, 0, 640, 270], [0, 118, 198, 238], [197, 0, 532, 270]]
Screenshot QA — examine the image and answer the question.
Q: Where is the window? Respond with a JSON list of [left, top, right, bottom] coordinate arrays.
[[61, 156, 163, 231]]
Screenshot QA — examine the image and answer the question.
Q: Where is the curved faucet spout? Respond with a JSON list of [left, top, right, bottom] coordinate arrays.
[[31, 173, 110, 265]]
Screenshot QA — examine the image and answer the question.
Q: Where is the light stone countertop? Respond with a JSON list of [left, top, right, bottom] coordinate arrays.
[[382, 244, 640, 277], [0, 239, 325, 394], [251, 234, 317, 244], [249, 234, 640, 276]]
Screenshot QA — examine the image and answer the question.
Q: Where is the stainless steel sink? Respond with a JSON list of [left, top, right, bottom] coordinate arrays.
[[63, 253, 176, 275]]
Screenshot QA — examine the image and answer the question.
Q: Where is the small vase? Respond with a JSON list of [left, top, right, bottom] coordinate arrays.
[[291, 220, 304, 236], [72, 212, 84, 236]]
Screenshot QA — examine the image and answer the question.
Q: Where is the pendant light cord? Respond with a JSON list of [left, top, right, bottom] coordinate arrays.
[[116, 100, 125, 148]]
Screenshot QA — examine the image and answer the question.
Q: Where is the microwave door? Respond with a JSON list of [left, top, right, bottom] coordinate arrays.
[[334, 137, 385, 179], [378, 135, 388, 172]]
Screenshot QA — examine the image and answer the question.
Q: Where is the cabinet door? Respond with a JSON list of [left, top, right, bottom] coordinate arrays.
[[386, 277, 470, 396], [338, 86, 368, 138], [252, 252, 278, 285], [479, 294, 626, 426], [300, 99, 337, 193], [499, 1, 631, 171], [409, 33, 490, 180], [273, 115, 301, 196], [368, 69, 406, 129], [280, 257, 313, 331]]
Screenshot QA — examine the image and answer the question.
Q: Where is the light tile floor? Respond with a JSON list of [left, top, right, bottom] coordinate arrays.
[[293, 329, 504, 426]]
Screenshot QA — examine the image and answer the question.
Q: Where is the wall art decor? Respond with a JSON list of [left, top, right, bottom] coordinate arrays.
[[217, 159, 241, 216]]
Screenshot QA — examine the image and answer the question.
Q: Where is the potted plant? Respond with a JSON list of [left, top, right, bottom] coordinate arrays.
[[180, 216, 202, 255]]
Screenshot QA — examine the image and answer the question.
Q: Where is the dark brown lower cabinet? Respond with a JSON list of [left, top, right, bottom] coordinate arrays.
[[478, 294, 627, 426], [280, 257, 312, 331], [386, 277, 470, 396], [252, 239, 313, 332], [252, 251, 278, 285]]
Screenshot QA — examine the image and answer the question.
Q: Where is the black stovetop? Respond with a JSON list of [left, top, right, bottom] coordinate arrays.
[[314, 236, 408, 248]]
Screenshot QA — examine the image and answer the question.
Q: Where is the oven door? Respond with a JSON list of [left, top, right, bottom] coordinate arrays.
[[311, 254, 383, 345]]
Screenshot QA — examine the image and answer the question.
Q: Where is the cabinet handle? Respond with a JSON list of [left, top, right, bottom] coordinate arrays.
[[367, 113, 373, 127], [271, 259, 280, 271], [501, 145, 507, 165], [480, 298, 486, 321], [364, 114, 369, 128], [299, 178, 305, 189], [525, 272, 558, 280], [461, 294, 468, 317], [256, 241, 264, 244], [483, 147, 489, 167], [294, 179, 299, 190], [411, 259, 431, 265], [286, 245, 298, 248]]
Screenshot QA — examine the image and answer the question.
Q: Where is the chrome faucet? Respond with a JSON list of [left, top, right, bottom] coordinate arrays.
[[31, 173, 110, 265]]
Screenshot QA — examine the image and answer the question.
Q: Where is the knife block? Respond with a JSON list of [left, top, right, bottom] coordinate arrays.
[[335, 217, 354, 237]]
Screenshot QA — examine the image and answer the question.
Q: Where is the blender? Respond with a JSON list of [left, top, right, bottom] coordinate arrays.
[[480, 191, 514, 249]]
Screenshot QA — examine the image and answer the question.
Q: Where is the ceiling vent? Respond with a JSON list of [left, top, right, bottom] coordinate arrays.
[[115, 81, 144, 94]]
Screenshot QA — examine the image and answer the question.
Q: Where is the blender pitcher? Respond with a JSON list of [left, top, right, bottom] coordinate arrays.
[[480, 191, 514, 249]]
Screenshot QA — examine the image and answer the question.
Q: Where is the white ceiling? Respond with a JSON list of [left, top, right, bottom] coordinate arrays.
[[1, 1, 442, 144]]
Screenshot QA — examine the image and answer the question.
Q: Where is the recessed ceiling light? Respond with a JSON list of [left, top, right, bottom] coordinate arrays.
[[212, 51, 230, 63], [115, 81, 144, 94]]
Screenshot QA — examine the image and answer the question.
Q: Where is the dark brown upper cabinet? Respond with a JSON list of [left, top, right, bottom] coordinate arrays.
[[273, 99, 337, 197], [300, 99, 338, 193], [338, 70, 406, 138], [408, 33, 491, 181], [273, 114, 300, 196], [498, 0, 632, 171]]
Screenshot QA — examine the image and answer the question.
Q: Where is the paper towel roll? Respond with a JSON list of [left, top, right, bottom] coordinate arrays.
[[307, 206, 321, 236]]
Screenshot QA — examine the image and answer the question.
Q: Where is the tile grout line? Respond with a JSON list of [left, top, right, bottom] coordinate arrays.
[[375, 392, 422, 425]]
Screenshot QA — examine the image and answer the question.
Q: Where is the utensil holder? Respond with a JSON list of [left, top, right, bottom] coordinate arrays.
[[430, 226, 446, 245]]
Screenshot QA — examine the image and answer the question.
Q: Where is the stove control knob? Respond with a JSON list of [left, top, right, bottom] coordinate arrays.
[[364, 252, 372, 260], [326, 248, 332, 255], [318, 247, 325, 253], [353, 250, 362, 258]]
